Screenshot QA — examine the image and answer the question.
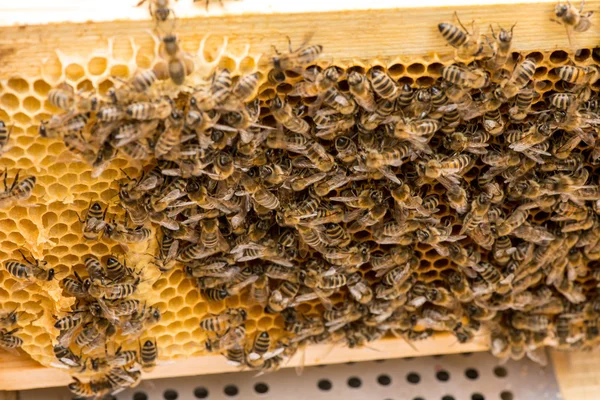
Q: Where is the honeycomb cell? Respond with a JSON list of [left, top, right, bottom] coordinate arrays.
[[65, 63, 86, 81], [407, 63, 425, 75], [239, 56, 256, 74], [7, 78, 30, 94], [110, 64, 130, 78], [76, 79, 94, 92], [416, 76, 435, 87], [1, 93, 20, 111], [575, 48, 591, 63], [41, 53, 63, 82], [88, 57, 108, 75], [387, 63, 405, 77], [23, 97, 41, 114], [219, 56, 237, 72], [549, 50, 569, 64], [33, 79, 52, 97]]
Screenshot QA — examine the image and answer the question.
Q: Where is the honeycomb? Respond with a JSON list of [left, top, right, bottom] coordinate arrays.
[[2, 10, 600, 396]]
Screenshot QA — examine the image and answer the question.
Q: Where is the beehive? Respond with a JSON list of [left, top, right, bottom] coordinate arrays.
[[2, 0, 600, 392]]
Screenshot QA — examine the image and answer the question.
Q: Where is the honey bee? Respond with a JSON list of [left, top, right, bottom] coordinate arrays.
[[367, 68, 398, 99], [4, 252, 53, 282], [438, 12, 485, 59], [78, 201, 108, 240], [291, 66, 341, 97], [0, 121, 12, 155], [200, 308, 247, 332], [155, 33, 194, 85], [509, 89, 537, 121], [121, 304, 162, 336], [495, 57, 537, 100], [322, 87, 357, 115], [270, 37, 323, 71], [68, 377, 111, 398], [241, 173, 280, 210], [0, 169, 36, 207], [88, 277, 141, 300], [139, 338, 158, 372], [104, 222, 151, 243], [51, 344, 84, 371], [248, 331, 271, 361], [552, 0, 593, 41], [270, 96, 310, 135], [137, 0, 174, 27], [48, 83, 99, 113], [488, 23, 516, 70], [555, 65, 599, 84], [126, 97, 172, 120], [348, 70, 377, 112], [441, 64, 488, 89], [511, 313, 550, 332]]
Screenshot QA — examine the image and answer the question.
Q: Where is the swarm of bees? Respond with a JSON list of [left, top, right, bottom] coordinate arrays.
[[52, 254, 159, 396], [1, 0, 598, 397]]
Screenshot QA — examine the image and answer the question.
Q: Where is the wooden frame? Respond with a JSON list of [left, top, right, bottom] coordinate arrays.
[[0, 335, 487, 390], [1, 0, 599, 394]]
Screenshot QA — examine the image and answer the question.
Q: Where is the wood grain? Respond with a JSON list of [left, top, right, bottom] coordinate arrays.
[[0, 335, 487, 390], [1, 0, 599, 79], [551, 350, 600, 400]]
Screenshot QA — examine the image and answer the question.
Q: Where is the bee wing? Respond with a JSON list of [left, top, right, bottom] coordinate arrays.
[[379, 167, 402, 185], [526, 347, 548, 367]]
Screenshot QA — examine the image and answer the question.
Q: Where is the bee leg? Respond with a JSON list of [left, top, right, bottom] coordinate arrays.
[[578, 0, 584, 13], [9, 169, 20, 192], [454, 11, 470, 34], [1, 167, 6, 191]]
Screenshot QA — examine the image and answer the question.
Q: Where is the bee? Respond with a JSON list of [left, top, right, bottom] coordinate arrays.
[[248, 331, 271, 361], [136, 0, 174, 26], [48, 82, 99, 112], [121, 304, 162, 336], [104, 222, 152, 243], [240, 174, 279, 211], [348, 70, 377, 112], [200, 308, 247, 332], [154, 110, 184, 158], [130, 69, 159, 93], [367, 68, 398, 99], [88, 278, 140, 300], [511, 313, 550, 332], [267, 281, 300, 313], [441, 64, 488, 88], [494, 205, 529, 236], [105, 256, 136, 283], [126, 98, 172, 120], [68, 377, 111, 398], [552, 0, 593, 41], [322, 87, 357, 115], [509, 89, 536, 121], [139, 338, 158, 372], [555, 65, 599, 84], [347, 273, 374, 304], [270, 37, 323, 71], [52, 344, 83, 371], [0, 328, 22, 352], [460, 193, 492, 234], [0, 308, 21, 330], [0, 169, 36, 207], [4, 252, 54, 282], [488, 23, 516, 70], [438, 12, 485, 59], [291, 66, 340, 97], [155, 33, 194, 85], [496, 57, 537, 100], [0, 121, 12, 154], [75, 319, 114, 351], [78, 201, 108, 240]]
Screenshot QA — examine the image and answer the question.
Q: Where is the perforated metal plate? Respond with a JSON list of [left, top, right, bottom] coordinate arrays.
[[19, 352, 560, 400]]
